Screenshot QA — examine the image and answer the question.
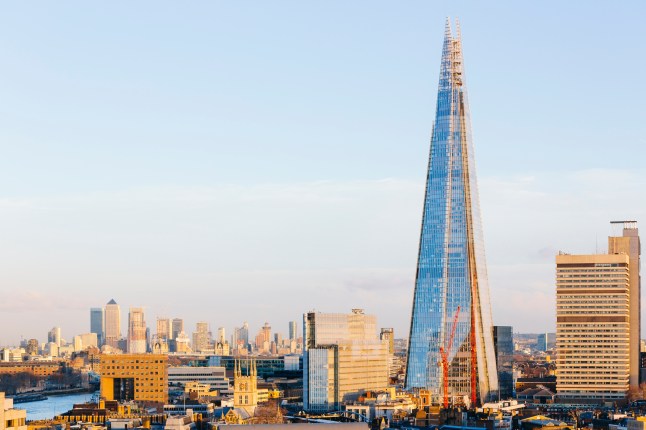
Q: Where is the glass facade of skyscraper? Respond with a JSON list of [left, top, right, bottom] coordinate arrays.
[[90, 307, 104, 346], [405, 20, 498, 405]]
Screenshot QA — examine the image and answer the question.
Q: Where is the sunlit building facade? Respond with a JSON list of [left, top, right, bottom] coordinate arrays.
[[304, 309, 389, 412], [104, 299, 121, 349], [100, 354, 168, 410], [127, 307, 147, 353], [556, 221, 641, 401], [157, 318, 171, 341], [405, 20, 498, 406]]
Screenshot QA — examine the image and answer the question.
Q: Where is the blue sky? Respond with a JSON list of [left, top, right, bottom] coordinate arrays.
[[1, 2, 645, 345]]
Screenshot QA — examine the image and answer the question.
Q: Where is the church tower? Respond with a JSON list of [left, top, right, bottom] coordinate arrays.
[[234, 359, 258, 415]]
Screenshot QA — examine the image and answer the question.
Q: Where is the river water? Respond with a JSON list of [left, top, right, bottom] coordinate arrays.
[[17, 392, 95, 421]]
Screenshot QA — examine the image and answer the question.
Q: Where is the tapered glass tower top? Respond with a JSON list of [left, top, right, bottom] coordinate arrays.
[[405, 20, 498, 406]]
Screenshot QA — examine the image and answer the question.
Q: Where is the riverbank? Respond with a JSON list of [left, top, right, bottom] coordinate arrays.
[[20, 392, 95, 421], [42, 387, 93, 396]]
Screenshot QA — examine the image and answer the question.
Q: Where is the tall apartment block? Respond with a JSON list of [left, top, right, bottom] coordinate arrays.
[[556, 221, 640, 402], [127, 307, 147, 353], [303, 309, 389, 412], [405, 20, 498, 405], [90, 308, 105, 346], [104, 299, 121, 349]]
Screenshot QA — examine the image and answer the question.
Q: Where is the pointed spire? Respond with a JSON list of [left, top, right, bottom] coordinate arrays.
[[455, 18, 462, 41], [444, 17, 452, 39]]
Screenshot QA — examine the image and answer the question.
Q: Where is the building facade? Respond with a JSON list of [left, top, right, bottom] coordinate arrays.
[[289, 321, 297, 341], [233, 360, 258, 416], [192, 322, 212, 353], [104, 299, 121, 349], [171, 318, 184, 341], [556, 222, 640, 401], [536, 334, 548, 352], [47, 327, 61, 347], [304, 309, 389, 412], [73, 333, 98, 351], [157, 318, 171, 341], [405, 20, 498, 406], [127, 307, 147, 353], [608, 221, 641, 392], [380, 328, 394, 355], [0, 393, 27, 430], [90, 308, 105, 346], [168, 366, 230, 395], [99, 354, 168, 409], [492, 326, 514, 400]]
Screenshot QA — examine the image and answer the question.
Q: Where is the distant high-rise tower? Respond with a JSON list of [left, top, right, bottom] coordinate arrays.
[[493, 326, 514, 400], [193, 321, 212, 353], [91, 308, 105, 346], [556, 221, 641, 401], [104, 299, 121, 348], [47, 327, 61, 347], [127, 307, 147, 353], [157, 318, 171, 341], [289, 321, 297, 340], [536, 333, 548, 351], [405, 20, 498, 406], [233, 322, 249, 351], [380, 328, 395, 355], [171, 318, 184, 340]]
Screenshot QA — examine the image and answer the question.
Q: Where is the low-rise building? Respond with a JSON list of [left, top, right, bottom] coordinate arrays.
[[100, 354, 168, 410], [0, 393, 27, 430], [168, 366, 230, 395]]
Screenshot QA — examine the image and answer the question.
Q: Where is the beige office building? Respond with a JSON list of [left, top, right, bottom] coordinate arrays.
[[304, 309, 389, 411], [104, 299, 121, 349], [556, 221, 640, 402], [157, 318, 171, 341]]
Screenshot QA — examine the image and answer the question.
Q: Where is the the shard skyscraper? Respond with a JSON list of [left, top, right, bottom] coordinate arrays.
[[405, 20, 498, 406]]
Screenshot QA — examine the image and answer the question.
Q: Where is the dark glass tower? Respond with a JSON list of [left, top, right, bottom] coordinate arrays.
[[493, 326, 514, 400], [405, 20, 498, 406]]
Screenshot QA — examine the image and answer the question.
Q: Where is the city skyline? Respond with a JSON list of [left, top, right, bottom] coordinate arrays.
[[1, 2, 645, 343]]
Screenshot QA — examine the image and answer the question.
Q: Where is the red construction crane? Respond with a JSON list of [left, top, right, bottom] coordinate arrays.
[[439, 306, 460, 409]]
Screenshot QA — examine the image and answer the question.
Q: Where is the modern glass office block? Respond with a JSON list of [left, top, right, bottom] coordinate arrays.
[[405, 20, 498, 406]]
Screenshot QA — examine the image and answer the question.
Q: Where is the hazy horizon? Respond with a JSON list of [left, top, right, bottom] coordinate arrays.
[[1, 2, 645, 345]]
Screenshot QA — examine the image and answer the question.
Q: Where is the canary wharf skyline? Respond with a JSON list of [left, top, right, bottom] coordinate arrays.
[[1, 2, 645, 345]]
